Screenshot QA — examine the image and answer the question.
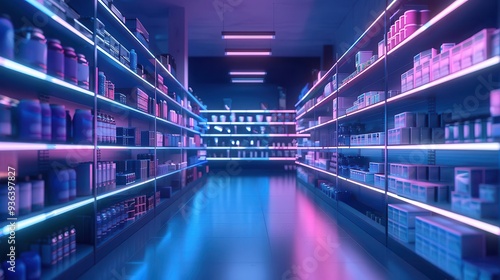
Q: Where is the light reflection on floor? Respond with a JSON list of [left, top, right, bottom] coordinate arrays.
[[79, 173, 429, 280]]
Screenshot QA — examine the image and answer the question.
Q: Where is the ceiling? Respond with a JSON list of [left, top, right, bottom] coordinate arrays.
[[116, 0, 360, 57]]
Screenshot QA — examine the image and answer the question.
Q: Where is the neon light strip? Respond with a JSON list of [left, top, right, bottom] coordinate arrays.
[[0, 142, 94, 151], [203, 122, 295, 125], [229, 71, 267, 75], [97, 46, 155, 90], [387, 192, 500, 236], [97, 178, 155, 200], [205, 146, 299, 150], [1, 198, 94, 236], [27, 0, 94, 45], [389, 143, 500, 151], [232, 78, 265, 83], [338, 176, 385, 194], [201, 134, 310, 137], [389, 57, 500, 103], [0, 57, 94, 97], [201, 110, 296, 113], [295, 161, 339, 177], [225, 50, 272, 56], [155, 161, 208, 180], [388, 0, 468, 55], [97, 95, 155, 119], [98, 146, 154, 150], [207, 157, 296, 161], [337, 145, 385, 149]]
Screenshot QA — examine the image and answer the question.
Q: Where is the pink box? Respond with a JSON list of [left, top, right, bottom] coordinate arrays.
[[439, 50, 451, 78], [450, 44, 462, 73], [391, 24, 396, 35], [395, 32, 401, 46], [473, 28, 495, 65], [395, 19, 401, 33], [405, 10, 418, 25], [400, 28, 405, 42], [399, 15, 405, 30], [422, 60, 431, 85], [431, 55, 441, 81], [406, 69, 414, 90], [461, 38, 474, 69], [405, 24, 419, 39], [401, 71, 407, 92], [378, 40, 385, 57], [414, 65, 423, 87], [492, 29, 500, 57]]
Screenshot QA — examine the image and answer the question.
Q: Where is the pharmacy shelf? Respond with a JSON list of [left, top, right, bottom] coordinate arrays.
[[203, 122, 296, 126], [296, 93, 337, 121], [202, 134, 310, 138], [0, 142, 94, 151], [97, 46, 156, 92], [97, 0, 155, 60], [156, 117, 200, 135], [96, 178, 155, 201], [183, 108, 205, 122], [387, 192, 500, 236], [0, 196, 95, 237], [338, 176, 385, 194], [0, 56, 95, 106], [41, 244, 94, 280], [156, 147, 203, 150], [156, 161, 208, 180], [296, 146, 326, 150], [295, 161, 339, 178], [337, 57, 385, 96], [206, 146, 300, 150], [155, 89, 205, 122], [97, 94, 155, 121], [10, 0, 95, 46], [207, 157, 296, 161], [201, 110, 296, 114], [388, 143, 500, 151], [388, 56, 500, 103], [97, 145, 155, 150]]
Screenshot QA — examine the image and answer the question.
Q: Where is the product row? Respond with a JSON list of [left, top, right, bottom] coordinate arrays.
[[386, 9, 430, 51], [209, 150, 296, 159], [206, 139, 298, 148], [208, 113, 296, 123]]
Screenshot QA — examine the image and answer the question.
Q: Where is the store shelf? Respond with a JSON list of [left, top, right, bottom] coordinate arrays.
[[387, 192, 500, 236], [156, 161, 208, 180], [96, 178, 155, 201], [156, 88, 184, 111], [388, 143, 500, 151], [296, 92, 337, 121], [337, 56, 385, 96], [207, 157, 296, 161], [202, 134, 310, 137], [183, 108, 205, 122], [0, 197, 95, 237], [97, 95, 155, 121], [338, 176, 385, 194], [97, 145, 155, 150], [337, 145, 385, 149], [203, 122, 296, 126], [97, 0, 155, 60], [206, 146, 300, 150], [201, 110, 296, 114], [97, 46, 156, 92], [388, 56, 500, 103], [295, 161, 338, 178], [0, 142, 94, 151], [0, 56, 95, 105], [156, 117, 200, 134], [41, 245, 94, 280]]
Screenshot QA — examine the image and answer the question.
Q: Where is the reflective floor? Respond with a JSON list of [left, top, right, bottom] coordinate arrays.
[[79, 173, 429, 280]]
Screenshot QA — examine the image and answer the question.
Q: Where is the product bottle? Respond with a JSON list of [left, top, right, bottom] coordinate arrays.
[[41, 102, 52, 141], [66, 110, 72, 143], [20, 251, 41, 280], [98, 72, 106, 96], [77, 54, 89, 89], [18, 177, 32, 215], [16, 27, 47, 72], [56, 230, 63, 262], [47, 39, 64, 79], [67, 168, 76, 200], [97, 113, 103, 143], [73, 109, 93, 144], [31, 174, 45, 211], [69, 225, 76, 254], [130, 49, 137, 72], [96, 213, 102, 243], [0, 14, 14, 60], [50, 233, 58, 265], [63, 227, 70, 257], [49, 104, 66, 143], [63, 47, 78, 85], [0, 96, 13, 138], [17, 99, 42, 141]]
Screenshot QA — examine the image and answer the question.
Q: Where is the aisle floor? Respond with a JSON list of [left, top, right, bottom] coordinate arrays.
[[80, 173, 429, 280]]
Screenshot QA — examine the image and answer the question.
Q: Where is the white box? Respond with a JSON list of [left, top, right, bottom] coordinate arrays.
[[414, 65, 423, 87], [401, 71, 407, 92], [388, 128, 411, 145], [450, 44, 462, 73], [439, 49, 451, 77], [356, 51, 373, 67], [420, 127, 432, 144], [469, 198, 498, 219], [461, 38, 474, 69], [369, 162, 384, 173], [422, 60, 431, 85], [406, 69, 414, 91], [378, 40, 385, 57], [479, 184, 498, 202], [410, 127, 421, 144], [431, 55, 441, 81], [395, 112, 415, 128], [455, 167, 498, 197], [473, 28, 495, 65]]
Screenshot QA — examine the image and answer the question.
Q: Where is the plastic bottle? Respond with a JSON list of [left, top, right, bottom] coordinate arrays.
[[69, 226, 76, 254], [0, 96, 12, 138], [50, 104, 66, 143], [16, 27, 47, 72], [67, 168, 76, 200], [47, 39, 64, 79], [77, 54, 89, 89], [17, 99, 42, 141], [63, 227, 70, 257], [73, 109, 93, 144], [0, 14, 14, 60], [63, 47, 78, 85], [20, 251, 41, 280], [56, 230, 63, 262], [31, 175, 45, 211], [130, 49, 137, 72], [18, 178, 32, 215], [98, 72, 106, 96], [49, 169, 69, 204]]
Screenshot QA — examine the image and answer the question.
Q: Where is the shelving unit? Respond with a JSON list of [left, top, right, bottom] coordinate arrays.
[[201, 110, 306, 163], [295, 0, 500, 279], [0, 1, 208, 278]]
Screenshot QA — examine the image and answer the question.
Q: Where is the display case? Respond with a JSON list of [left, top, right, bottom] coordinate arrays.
[[295, 1, 500, 279], [0, 0, 208, 278], [201, 110, 308, 162]]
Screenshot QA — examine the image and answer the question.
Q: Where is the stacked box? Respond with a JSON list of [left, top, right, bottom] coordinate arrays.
[[369, 162, 384, 174], [388, 204, 431, 243], [416, 216, 485, 279], [374, 174, 386, 190], [141, 131, 155, 147], [350, 169, 374, 183], [126, 88, 149, 113]]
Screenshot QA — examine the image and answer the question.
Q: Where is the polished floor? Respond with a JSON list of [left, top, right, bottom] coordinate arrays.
[[79, 173, 429, 280]]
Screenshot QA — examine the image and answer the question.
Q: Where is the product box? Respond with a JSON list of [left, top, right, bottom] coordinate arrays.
[[389, 127, 411, 145], [414, 64, 423, 87], [463, 258, 500, 280], [439, 49, 451, 78], [355, 51, 373, 67], [473, 28, 495, 65], [421, 60, 431, 85], [378, 40, 385, 57], [431, 55, 441, 81], [455, 167, 498, 197], [450, 44, 462, 73], [332, 73, 349, 90], [479, 184, 499, 202], [323, 82, 333, 96], [395, 112, 415, 128], [406, 69, 415, 91], [414, 48, 437, 68], [461, 37, 474, 69], [401, 71, 407, 92], [410, 127, 421, 144], [469, 198, 499, 219], [125, 18, 150, 43], [492, 29, 500, 57], [374, 174, 385, 189]]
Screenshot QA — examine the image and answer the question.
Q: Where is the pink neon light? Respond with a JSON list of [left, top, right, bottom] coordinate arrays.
[[223, 35, 275, 39], [225, 51, 272, 56], [229, 71, 267, 76]]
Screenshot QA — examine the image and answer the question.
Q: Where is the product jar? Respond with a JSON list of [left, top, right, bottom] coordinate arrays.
[[0, 95, 13, 138], [67, 168, 76, 200], [47, 39, 64, 79], [77, 54, 89, 89], [49, 169, 69, 204], [31, 175, 45, 211], [63, 47, 78, 85], [18, 179, 32, 215], [17, 99, 42, 141], [16, 27, 47, 72], [73, 109, 93, 144], [41, 102, 51, 141], [0, 14, 14, 60]]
